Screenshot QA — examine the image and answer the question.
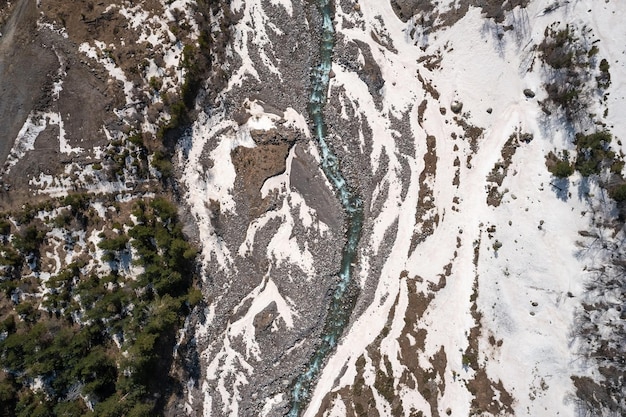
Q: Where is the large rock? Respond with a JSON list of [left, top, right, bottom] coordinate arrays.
[[451, 100, 463, 114], [390, 0, 430, 22]]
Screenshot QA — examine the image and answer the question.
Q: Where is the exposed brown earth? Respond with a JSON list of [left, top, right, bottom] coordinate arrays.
[[313, 264, 452, 417], [231, 129, 294, 218], [392, 0, 530, 28], [463, 231, 515, 416], [0, 0, 58, 165], [409, 134, 438, 256], [0, 0, 209, 211], [486, 130, 533, 206]]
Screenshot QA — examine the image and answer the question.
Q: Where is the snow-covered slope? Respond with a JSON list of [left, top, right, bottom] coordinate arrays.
[[180, 0, 626, 416], [2, 0, 623, 416]]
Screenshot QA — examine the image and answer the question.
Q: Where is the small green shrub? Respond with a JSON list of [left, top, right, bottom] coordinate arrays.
[[0, 219, 11, 235], [597, 58, 611, 88], [611, 160, 624, 174], [13, 225, 47, 255], [551, 160, 574, 178], [0, 247, 22, 268], [53, 211, 72, 228], [599, 58, 610, 73], [540, 24, 578, 70], [98, 235, 130, 252], [63, 193, 90, 215], [148, 76, 162, 92], [128, 132, 144, 147], [576, 131, 612, 148], [186, 287, 203, 306], [151, 150, 173, 179], [574, 131, 613, 176], [609, 184, 626, 202], [150, 197, 177, 222]]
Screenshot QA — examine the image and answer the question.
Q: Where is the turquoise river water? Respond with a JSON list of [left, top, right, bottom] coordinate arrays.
[[287, 0, 364, 415]]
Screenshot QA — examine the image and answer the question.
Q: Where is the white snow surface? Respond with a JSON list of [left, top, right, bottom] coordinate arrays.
[[3, 110, 83, 175], [178, 0, 626, 416], [299, 1, 626, 416], [227, 0, 285, 88]]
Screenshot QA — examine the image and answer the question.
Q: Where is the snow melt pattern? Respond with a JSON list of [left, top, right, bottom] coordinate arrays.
[[181, 0, 626, 416]]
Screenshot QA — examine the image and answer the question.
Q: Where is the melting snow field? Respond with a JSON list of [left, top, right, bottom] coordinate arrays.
[[2, 0, 622, 414], [300, 1, 626, 416], [171, 0, 626, 415]]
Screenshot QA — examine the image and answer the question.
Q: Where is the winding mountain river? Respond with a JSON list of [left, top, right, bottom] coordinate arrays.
[[287, 0, 364, 415]]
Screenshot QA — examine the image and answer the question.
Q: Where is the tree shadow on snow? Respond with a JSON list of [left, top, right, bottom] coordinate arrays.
[[551, 177, 570, 201], [577, 176, 591, 202]]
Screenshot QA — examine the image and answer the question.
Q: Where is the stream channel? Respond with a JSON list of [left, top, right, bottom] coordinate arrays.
[[287, 0, 364, 415]]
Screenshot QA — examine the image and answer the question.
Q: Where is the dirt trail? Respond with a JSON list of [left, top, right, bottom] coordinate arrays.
[[0, 0, 58, 165]]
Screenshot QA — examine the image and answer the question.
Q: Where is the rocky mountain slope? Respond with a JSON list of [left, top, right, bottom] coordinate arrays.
[[0, 0, 624, 416]]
